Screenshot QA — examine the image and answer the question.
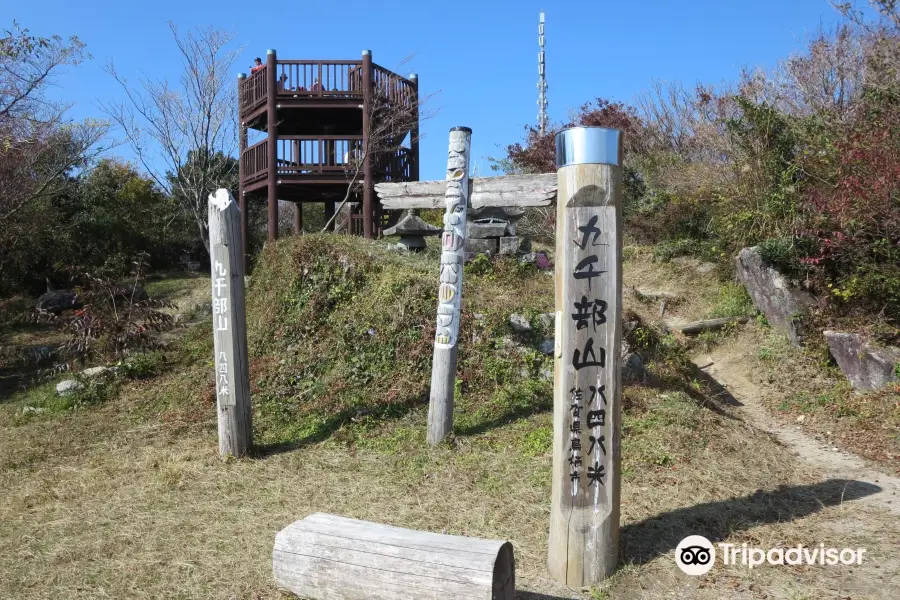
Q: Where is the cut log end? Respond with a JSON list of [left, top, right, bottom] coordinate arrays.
[[492, 542, 516, 600]]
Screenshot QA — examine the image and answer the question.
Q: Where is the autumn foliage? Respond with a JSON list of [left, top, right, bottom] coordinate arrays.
[[496, 3, 900, 324]]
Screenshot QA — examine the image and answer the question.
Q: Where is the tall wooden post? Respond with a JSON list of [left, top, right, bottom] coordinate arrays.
[[324, 200, 336, 232], [238, 72, 249, 272], [409, 73, 420, 182], [208, 189, 253, 457], [361, 49, 375, 239], [548, 127, 623, 585], [266, 48, 279, 242], [426, 127, 472, 446], [294, 203, 303, 234]]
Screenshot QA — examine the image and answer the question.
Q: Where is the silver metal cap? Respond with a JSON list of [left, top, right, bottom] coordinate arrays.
[[555, 127, 622, 167], [266, 49, 276, 55], [362, 49, 372, 56], [237, 72, 246, 79]]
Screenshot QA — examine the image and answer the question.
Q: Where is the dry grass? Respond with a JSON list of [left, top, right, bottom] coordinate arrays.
[[745, 328, 900, 470], [1, 241, 898, 600]]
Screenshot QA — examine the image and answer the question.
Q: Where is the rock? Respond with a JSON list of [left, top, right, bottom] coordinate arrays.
[[465, 238, 498, 255], [540, 339, 555, 355], [537, 313, 554, 330], [499, 236, 519, 255], [509, 313, 531, 333], [735, 247, 815, 345], [824, 331, 900, 391], [25, 345, 53, 362], [672, 256, 716, 274], [114, 284, 149, 304], [81, 366, 113, 378], [56, 379, 83, 396], [36, 289, 81, 314], [540, 367, 553, 381], [622, 352, 645, 383], [473, 313, 486, 321], [22, 406, 45, 414]]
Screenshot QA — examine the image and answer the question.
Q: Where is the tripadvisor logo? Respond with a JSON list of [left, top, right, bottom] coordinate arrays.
[[675, 535, 715, 575], [675, 535, 867, 574]]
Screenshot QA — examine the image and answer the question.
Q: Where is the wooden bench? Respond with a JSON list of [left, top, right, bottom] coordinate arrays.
[[273, 513, 515, 599]]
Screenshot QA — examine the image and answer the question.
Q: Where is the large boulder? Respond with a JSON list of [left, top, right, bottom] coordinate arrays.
[[735, 247, 814, 345], [36, 289, 81, 314], [824, 331, 900, 391]]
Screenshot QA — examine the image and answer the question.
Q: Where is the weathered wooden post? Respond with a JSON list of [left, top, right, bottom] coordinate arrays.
[[266, 48, 279, 243], [361, 49, 375, 239], [547, 127, 623, 585], [209, 188, 253, 457], [426, 126, 472, 446]]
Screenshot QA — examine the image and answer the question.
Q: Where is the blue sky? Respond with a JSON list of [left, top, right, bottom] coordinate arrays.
[[5, 0, 856, 181]]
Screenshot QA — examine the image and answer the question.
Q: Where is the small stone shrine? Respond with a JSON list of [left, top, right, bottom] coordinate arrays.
[[383, 209, 442, 251], [464, 207, 529, 256]]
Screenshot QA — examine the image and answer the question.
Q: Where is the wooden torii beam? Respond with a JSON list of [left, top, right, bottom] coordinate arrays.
[[375, 173, 557, 209]]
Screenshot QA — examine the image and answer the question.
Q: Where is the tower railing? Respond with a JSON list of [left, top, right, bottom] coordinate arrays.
[[238, 60, 417, 114], [240, 136, 411, 183]]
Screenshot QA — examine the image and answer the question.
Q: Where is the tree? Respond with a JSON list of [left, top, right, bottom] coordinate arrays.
[[69, 158, 188, 272], [166, 148, 237, 256], [490, 98, 643, 241], [0, 22, 109, 291], [102, 22, 241, 252]]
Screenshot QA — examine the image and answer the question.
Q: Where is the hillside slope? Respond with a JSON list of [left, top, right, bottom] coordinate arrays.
[[0, 235, 897, 599]]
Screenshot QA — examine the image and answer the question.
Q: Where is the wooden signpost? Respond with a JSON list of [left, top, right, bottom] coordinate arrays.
[[209, 189, 252, 457], [375, 173, 556, 209], [426, 126, 472, 446], [547, 127, 623, 585]]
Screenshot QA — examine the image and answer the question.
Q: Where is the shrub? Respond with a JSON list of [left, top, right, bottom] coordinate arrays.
[[38, 255, 177, 362]]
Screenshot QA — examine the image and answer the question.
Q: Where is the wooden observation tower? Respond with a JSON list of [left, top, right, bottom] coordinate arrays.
[[237, 49, 420, 261]]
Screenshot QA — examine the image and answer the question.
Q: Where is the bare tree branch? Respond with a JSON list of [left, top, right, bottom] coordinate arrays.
[[99, 23, 242, 253], [327, 59, 440, 233]]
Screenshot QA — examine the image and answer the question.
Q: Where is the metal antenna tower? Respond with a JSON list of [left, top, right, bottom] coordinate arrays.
[[537, 11, 548, 134]]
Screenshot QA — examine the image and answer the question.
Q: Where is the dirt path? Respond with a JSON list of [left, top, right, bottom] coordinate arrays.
[[693, 342, 900, 517]]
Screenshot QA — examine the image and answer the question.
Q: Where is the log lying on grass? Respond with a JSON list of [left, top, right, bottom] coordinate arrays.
[[273, 513, 515, 600], [632, 288, 681, 301], [666, 316, 749, 335]]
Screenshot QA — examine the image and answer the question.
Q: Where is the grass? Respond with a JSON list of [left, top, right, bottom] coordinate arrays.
[[1, 236, 898, 599], [751, 329, 900, 465]]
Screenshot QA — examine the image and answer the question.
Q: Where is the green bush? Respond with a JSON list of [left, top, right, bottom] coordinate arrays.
[[119, 351, 167, 379]]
